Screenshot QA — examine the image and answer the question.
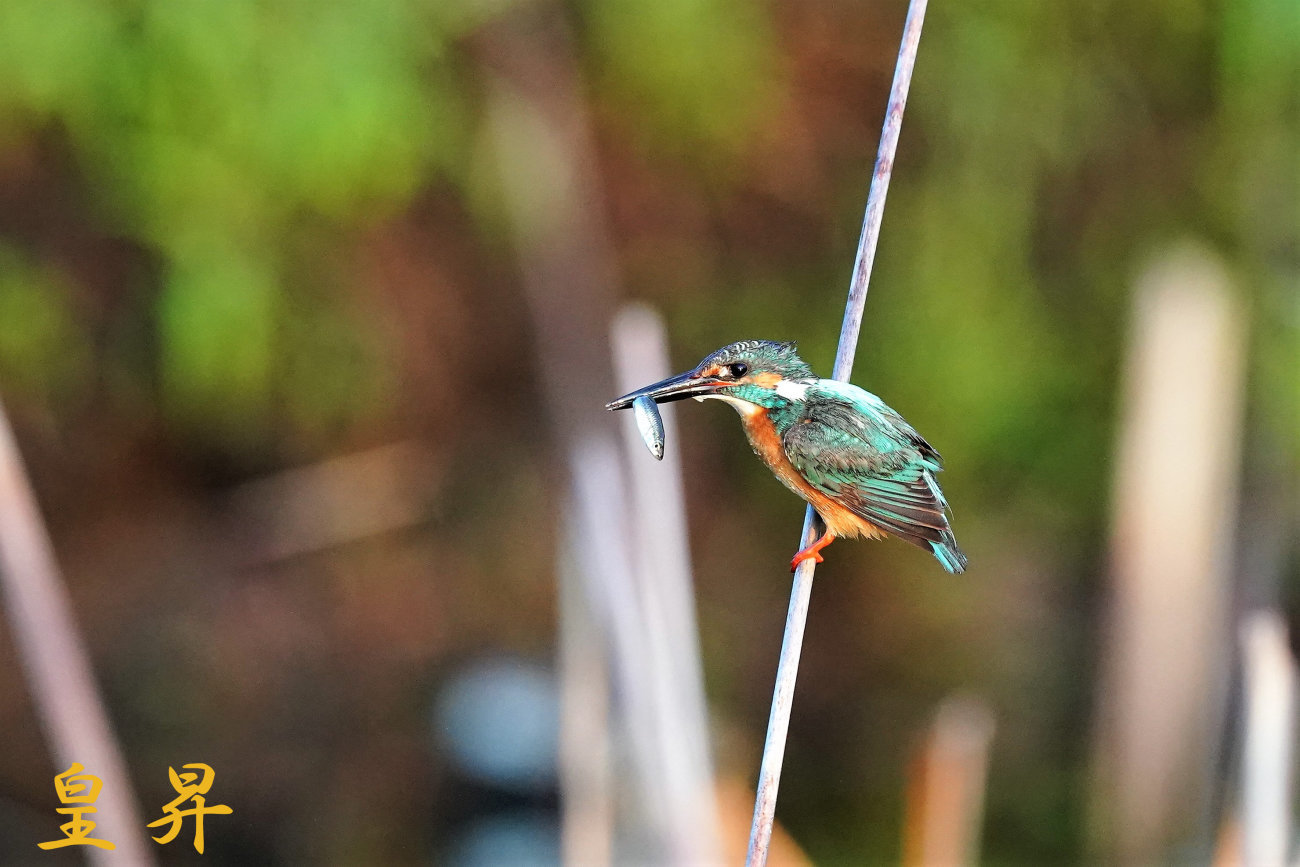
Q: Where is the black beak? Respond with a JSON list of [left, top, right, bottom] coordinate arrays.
[[605, 369, 724, 411]]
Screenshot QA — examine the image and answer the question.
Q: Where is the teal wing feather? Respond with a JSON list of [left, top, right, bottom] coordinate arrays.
[[782, 383, 967, 573]]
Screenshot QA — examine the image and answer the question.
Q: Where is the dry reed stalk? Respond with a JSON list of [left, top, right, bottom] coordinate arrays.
[[1090, 246, 1246, 863], [746, 1, 930, 862], [0, 403, 153, 865]]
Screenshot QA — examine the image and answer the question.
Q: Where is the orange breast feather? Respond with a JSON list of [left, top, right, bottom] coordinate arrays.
[[738, 411, 883, 540]]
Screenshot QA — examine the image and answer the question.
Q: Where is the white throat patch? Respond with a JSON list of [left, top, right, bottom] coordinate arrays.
[[774, 379, 810, 401]]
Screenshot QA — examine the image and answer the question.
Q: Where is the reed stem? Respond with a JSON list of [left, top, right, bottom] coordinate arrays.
[[745, 2, 929, 861]]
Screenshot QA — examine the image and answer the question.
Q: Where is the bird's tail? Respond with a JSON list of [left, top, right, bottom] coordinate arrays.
[[930, 529, 968, 574]]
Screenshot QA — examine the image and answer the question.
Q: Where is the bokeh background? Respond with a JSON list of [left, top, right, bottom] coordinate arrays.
[[0, 0, 1294, 864]]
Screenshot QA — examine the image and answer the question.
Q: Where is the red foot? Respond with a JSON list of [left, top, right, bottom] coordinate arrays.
[[790, 529, 835, 572]]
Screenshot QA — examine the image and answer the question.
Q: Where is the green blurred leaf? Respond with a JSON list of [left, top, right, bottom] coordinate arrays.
[[158, 246, 277, 435], [585, 0, 780, 154], [0, 246, 90, 402]]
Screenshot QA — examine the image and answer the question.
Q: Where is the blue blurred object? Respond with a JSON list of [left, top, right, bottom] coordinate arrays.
[[433, 658, 558, 793], [444, 812, 561, 867]]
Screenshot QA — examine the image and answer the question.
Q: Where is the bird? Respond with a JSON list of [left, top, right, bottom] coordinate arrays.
[[606, 340, 967, 573]]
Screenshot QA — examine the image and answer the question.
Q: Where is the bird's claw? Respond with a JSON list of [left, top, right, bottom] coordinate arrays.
[[789, 550, 825, 572]]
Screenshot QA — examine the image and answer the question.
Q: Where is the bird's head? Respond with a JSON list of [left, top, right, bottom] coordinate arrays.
[[606, 340, 815, 416]]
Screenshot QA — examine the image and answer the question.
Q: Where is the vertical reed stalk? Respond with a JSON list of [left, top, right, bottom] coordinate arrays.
[[746, 2, 929, 862], [0, 403, 153, 865]]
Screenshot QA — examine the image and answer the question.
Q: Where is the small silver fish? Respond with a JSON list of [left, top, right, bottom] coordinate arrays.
[[632, 395, 665, 460]]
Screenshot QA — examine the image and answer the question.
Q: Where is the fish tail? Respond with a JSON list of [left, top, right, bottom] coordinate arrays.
[[930, 529, 968, 574]]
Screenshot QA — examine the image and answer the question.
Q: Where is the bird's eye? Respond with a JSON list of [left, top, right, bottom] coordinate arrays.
[[727, 362, 748, 378]]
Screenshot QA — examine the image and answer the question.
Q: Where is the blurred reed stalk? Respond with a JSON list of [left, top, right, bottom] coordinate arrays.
[[226, 441, 437, 565], [557, 526, 614, 865], [746, 0, 928, 862], [1090, 245, 1247, 864], [901, 695, 996, 867], [1239, 611, 1295, 867], [480, 9, 719, 862], [0, 403, 153, 865], [612, 305, 721, 859]]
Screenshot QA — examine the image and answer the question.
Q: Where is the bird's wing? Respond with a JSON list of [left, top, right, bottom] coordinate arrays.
[[782, 392, 952, 551], [815, 380, 944, 468]]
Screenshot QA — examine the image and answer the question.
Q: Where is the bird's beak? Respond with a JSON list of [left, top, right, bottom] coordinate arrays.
[[605, 369, 724, 410]]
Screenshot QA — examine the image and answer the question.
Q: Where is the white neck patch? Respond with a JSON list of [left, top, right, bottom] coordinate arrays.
[[774, 379, 810, 401]]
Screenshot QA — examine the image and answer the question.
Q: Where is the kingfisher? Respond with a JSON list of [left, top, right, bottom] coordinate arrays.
[[606, 340, 967, 573]]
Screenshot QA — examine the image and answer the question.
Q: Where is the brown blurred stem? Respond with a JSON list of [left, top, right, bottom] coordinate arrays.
[[901, 695, 996, 867], [746, 1, 929, 863], [0, 403, 153, 865]]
